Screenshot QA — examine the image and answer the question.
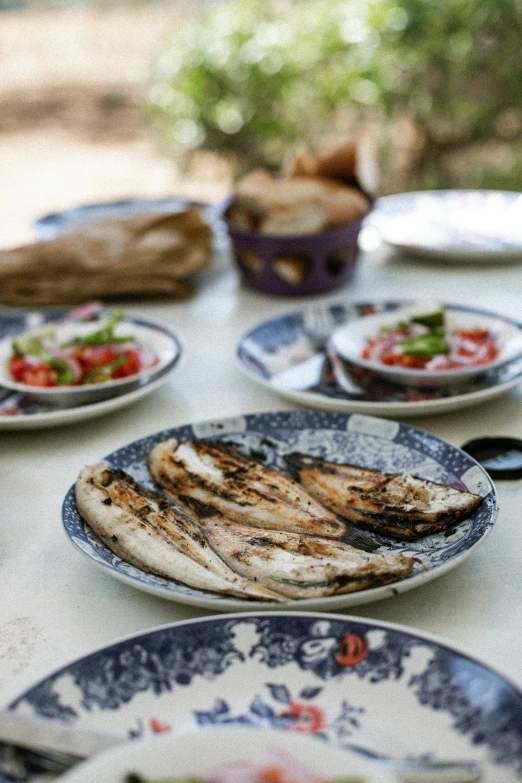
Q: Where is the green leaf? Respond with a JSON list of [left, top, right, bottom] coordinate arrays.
[[399, 334, 449, 356]]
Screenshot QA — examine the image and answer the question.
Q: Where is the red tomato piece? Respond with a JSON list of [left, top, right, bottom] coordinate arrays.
[[455, 329, 490, 340], [22, 363, 57, 387], [8, 356, 28, 382], [80, 347, 117, 369], [112, 348, 142, 379], [401, 355, 428, 369]]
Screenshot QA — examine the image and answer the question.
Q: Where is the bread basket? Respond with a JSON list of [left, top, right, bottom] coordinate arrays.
[[221, 199, 368, 296]]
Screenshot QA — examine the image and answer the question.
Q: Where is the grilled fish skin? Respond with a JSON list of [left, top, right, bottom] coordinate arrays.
[[74, 464, 285, 602], [148, 439, 346, 539], [182, 497, 415, 599], [285, 453, 483, 540]]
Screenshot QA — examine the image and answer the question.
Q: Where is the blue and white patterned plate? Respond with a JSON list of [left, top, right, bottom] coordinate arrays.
[[33, 197, 207, 241], [236, 302, 522, 417], [370, 190, 522, 261], [62, 410, 497, 612], [0, 310, 182, 431], [3, 612, 521, 782]]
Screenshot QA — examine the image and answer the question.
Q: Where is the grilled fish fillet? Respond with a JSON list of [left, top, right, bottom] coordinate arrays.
[[74, 464, 284, 602], [285, 453, 483, 540], [148, 439, 346, 538], [182, 497, 414, 599]]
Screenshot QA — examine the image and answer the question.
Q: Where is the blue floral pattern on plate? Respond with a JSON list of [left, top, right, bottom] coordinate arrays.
[[3, 612, 522, 782], [62, 410, 497, 613], [0, 310, 182, 429], [236, 301, 522, 417]]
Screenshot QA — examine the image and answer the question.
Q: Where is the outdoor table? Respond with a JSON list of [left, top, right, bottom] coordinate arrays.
[[1, 237, 521, 711]]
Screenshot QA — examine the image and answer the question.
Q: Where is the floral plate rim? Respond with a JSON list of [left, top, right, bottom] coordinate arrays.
[[6, 610, 522, 782]]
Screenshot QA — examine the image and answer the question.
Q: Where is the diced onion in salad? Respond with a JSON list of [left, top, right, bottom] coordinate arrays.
[[361, 309, 499, 371], [7, 310, 159, 387]]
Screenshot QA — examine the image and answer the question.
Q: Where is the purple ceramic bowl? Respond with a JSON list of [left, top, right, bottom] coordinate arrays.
[[220, 199, 368, 296]]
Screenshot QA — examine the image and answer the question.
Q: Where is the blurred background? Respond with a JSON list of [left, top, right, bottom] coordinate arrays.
[[1, 0, 521, 247]]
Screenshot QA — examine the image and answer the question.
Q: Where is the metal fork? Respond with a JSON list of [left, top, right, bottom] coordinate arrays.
[[0, 711, 124, 778], [302, 305, 339, 350]]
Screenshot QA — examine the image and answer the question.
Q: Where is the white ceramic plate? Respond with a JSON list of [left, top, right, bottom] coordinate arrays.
[[62, 410, 496, 613], [59, 727, 396, 783], [0, 310, 182, 430], [236, 302, 522, 417], [5, 612, 522, 783], [370, 190, 522, 261], [330, 304, 522, 387]]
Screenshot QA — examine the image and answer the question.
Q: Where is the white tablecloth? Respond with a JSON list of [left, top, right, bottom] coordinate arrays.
[[1, 239, 521, 710]]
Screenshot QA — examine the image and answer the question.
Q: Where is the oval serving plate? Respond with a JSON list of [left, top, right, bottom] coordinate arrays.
[[62, 410, 496, 613], [236, 301, 522, 417], [4, 612, 522, 783], [0, 310, 182, 430]]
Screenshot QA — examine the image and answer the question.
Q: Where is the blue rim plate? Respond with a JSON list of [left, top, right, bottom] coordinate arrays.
[[370, 190, 522, 261], [62, 410, 497, 612], [236, 301, 522, 417], [33, 197, 208, 241], [0, 310, 182, 430], [3, 612, 522, 782]]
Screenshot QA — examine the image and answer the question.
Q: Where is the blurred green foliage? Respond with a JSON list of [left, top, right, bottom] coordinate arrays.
[[145, 0, 522, 192]]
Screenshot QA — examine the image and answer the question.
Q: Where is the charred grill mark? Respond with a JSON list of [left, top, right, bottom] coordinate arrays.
[[104, 474, 211, 550], [180, 495, 222, 519], [99, 470, 113, 487], [157, 496, 175, 512], [247, 536, 276, 546]]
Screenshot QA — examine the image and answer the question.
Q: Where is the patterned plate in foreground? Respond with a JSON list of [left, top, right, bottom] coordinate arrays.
[[4, 612, 522, 782], [62, 410, 496, 612], [236, 302, 522, 417]]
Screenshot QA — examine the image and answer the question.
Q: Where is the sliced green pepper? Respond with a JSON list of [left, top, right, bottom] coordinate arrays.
[[399, 334, 449, 356], [410, 308, 445, 329], [48, 358, 76, 384], [83, 355, 126, 384], [11, 326, 56, 357], [63, 310, 134, 347]]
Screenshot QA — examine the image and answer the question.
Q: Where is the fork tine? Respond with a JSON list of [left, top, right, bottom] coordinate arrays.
[[302, 306, 337, 349]]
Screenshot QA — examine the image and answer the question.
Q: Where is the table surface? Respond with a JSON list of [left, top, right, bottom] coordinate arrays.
[[1, 231, 522, 712]]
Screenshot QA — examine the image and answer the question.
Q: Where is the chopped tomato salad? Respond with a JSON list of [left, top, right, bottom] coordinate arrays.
[[7, 310, 159, 388], [361, 309, 499, 371]]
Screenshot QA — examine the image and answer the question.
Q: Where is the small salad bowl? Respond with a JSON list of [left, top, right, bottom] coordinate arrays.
[[0, 312, 181, 407], [330, 304, 522, 387]]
